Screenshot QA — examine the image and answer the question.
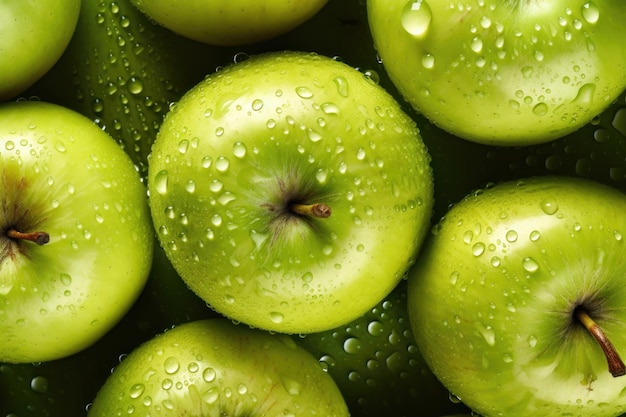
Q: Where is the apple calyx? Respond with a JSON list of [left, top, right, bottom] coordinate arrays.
[[289, 203, 332, 219], [575, 306, 626, 377], [6, 229, 50, 246]]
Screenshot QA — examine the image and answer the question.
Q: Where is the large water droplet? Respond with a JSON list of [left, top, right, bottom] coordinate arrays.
[[154, 170, 169, 194], [581, 2, 600, 24], [540, 199, 558, 215], [164, 357, 180, 374], [522, 257, 539, 273], [401, 0, 432, 37], [30, 376, 49, 394]]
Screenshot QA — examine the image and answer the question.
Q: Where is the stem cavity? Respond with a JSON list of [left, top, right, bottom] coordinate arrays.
[[7, 229, 50, 246], [290, 203, 332, 219], [575, 306, 626, 377]]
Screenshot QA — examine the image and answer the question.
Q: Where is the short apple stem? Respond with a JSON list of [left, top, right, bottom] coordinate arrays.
[[290, 203, 332, 219], [7, 229, 50, 246], [575, 307, 626, 377]]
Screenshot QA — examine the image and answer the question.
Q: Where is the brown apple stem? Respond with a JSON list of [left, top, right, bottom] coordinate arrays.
[[7, 229, 50, 246], [290, 203, 332, 219], [575, 307, 626, 377]]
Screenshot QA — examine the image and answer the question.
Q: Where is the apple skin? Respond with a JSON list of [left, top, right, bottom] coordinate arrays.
[[367, 0, 626, 145], [0, 101, 153, 363], [407, 176, 626, 416], [148, 51, 434, 334], [296, 279, 471, 416], [131, 0, 329, 46], [87, 318, 349, 416], [0, 0, 80, 101]]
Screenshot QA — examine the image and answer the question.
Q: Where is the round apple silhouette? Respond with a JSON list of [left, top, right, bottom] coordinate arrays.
[[408, 176, 626, 416], [131, 0, 329, 46], [87, 319, 349, 416], [148, 51, 435, 334], [367, 0, 626, 145], [0, 101, 154, 363]]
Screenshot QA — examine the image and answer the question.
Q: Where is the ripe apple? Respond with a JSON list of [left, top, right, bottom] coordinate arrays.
[[407, 176, 626, 416], [297, 279, 471, 416], [0, 100, 153, 363], [0, 0, 80, 101], [148, 51, 434, 334], [131, 0, 329, 46], [367, 0, 626, 145], [87, 318, 349, 416]]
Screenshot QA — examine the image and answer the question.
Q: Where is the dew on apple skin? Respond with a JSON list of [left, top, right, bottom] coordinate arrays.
[[343, 337, 362, 354], [163, 357, 180, 374], [153, 170, 169, 195], [540, 199, 559, 215], [295, 86, 314, 99], [401, 0, 432, 37], [270, 312, 284, 324], [581, 2, 600, 24], [129, 383, 145, 399]]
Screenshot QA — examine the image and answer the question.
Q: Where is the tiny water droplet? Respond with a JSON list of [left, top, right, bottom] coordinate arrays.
[[401, 0, 432, 37], [421, 53, 435, 69], [295, 86, 314, 99], [505, 230, 518, 243], [203, 367, 216, 382]]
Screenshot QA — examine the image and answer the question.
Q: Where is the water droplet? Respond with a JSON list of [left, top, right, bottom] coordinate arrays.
[[203, 367, 216, 382], [251, 99, 264, 111], [367, 320, 384, 336], [295, 86, 314, 99], [401, 0, 432, 37], [522, 257, 539, 273], [449, 271, 460, 285], [232, 141, 247, 158], [614, 230, 623, 242], [321, 102, 340, 115], [343, 337, 362, 354], [472, 242, 485, 256], [540, 199, 558, 215], [533, 102, 548, 116], [529, 230, 541, 242], [129, 383, 145, 399], [527, 335, 538, 347], [154, 170, 169, 195], [581, 2, 600, 24], [470, 37, 483, 53], [30, 376, 49, 394], [215, 156, 230, 172], [505, 230, 518, 243], [270, 312, 284, 323], [421, 53, 435, 69], [127, 76, 144, 95], [164, 357, 180, 374], [333, 76, 349, 97]]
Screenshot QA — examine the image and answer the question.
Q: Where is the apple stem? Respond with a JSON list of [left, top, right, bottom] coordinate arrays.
[[6, 229, 50, 246], [575, 307, 626, 377], [290, 203, 332, 219]]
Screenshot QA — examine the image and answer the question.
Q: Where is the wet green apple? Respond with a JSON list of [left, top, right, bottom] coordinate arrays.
[[148, 51, 434, 334], [0, 101, 153, 363], [367, 0, 626, 145], [0, 0, 80, 101], [408, 176, 626, 416], [87, 319, 349, 416], [131, 0, 329, 46]]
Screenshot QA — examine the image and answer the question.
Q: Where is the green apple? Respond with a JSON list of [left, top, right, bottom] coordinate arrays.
[[131, 0, 329, 46], [148, 51, 434, 334], [87, 318, 349, 416], [0, 100, 153, 363], [0, 0, 80, 101], [408, 176, 626, 416], [297, 279, 471, 416], [367, 0, 626, 145]]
